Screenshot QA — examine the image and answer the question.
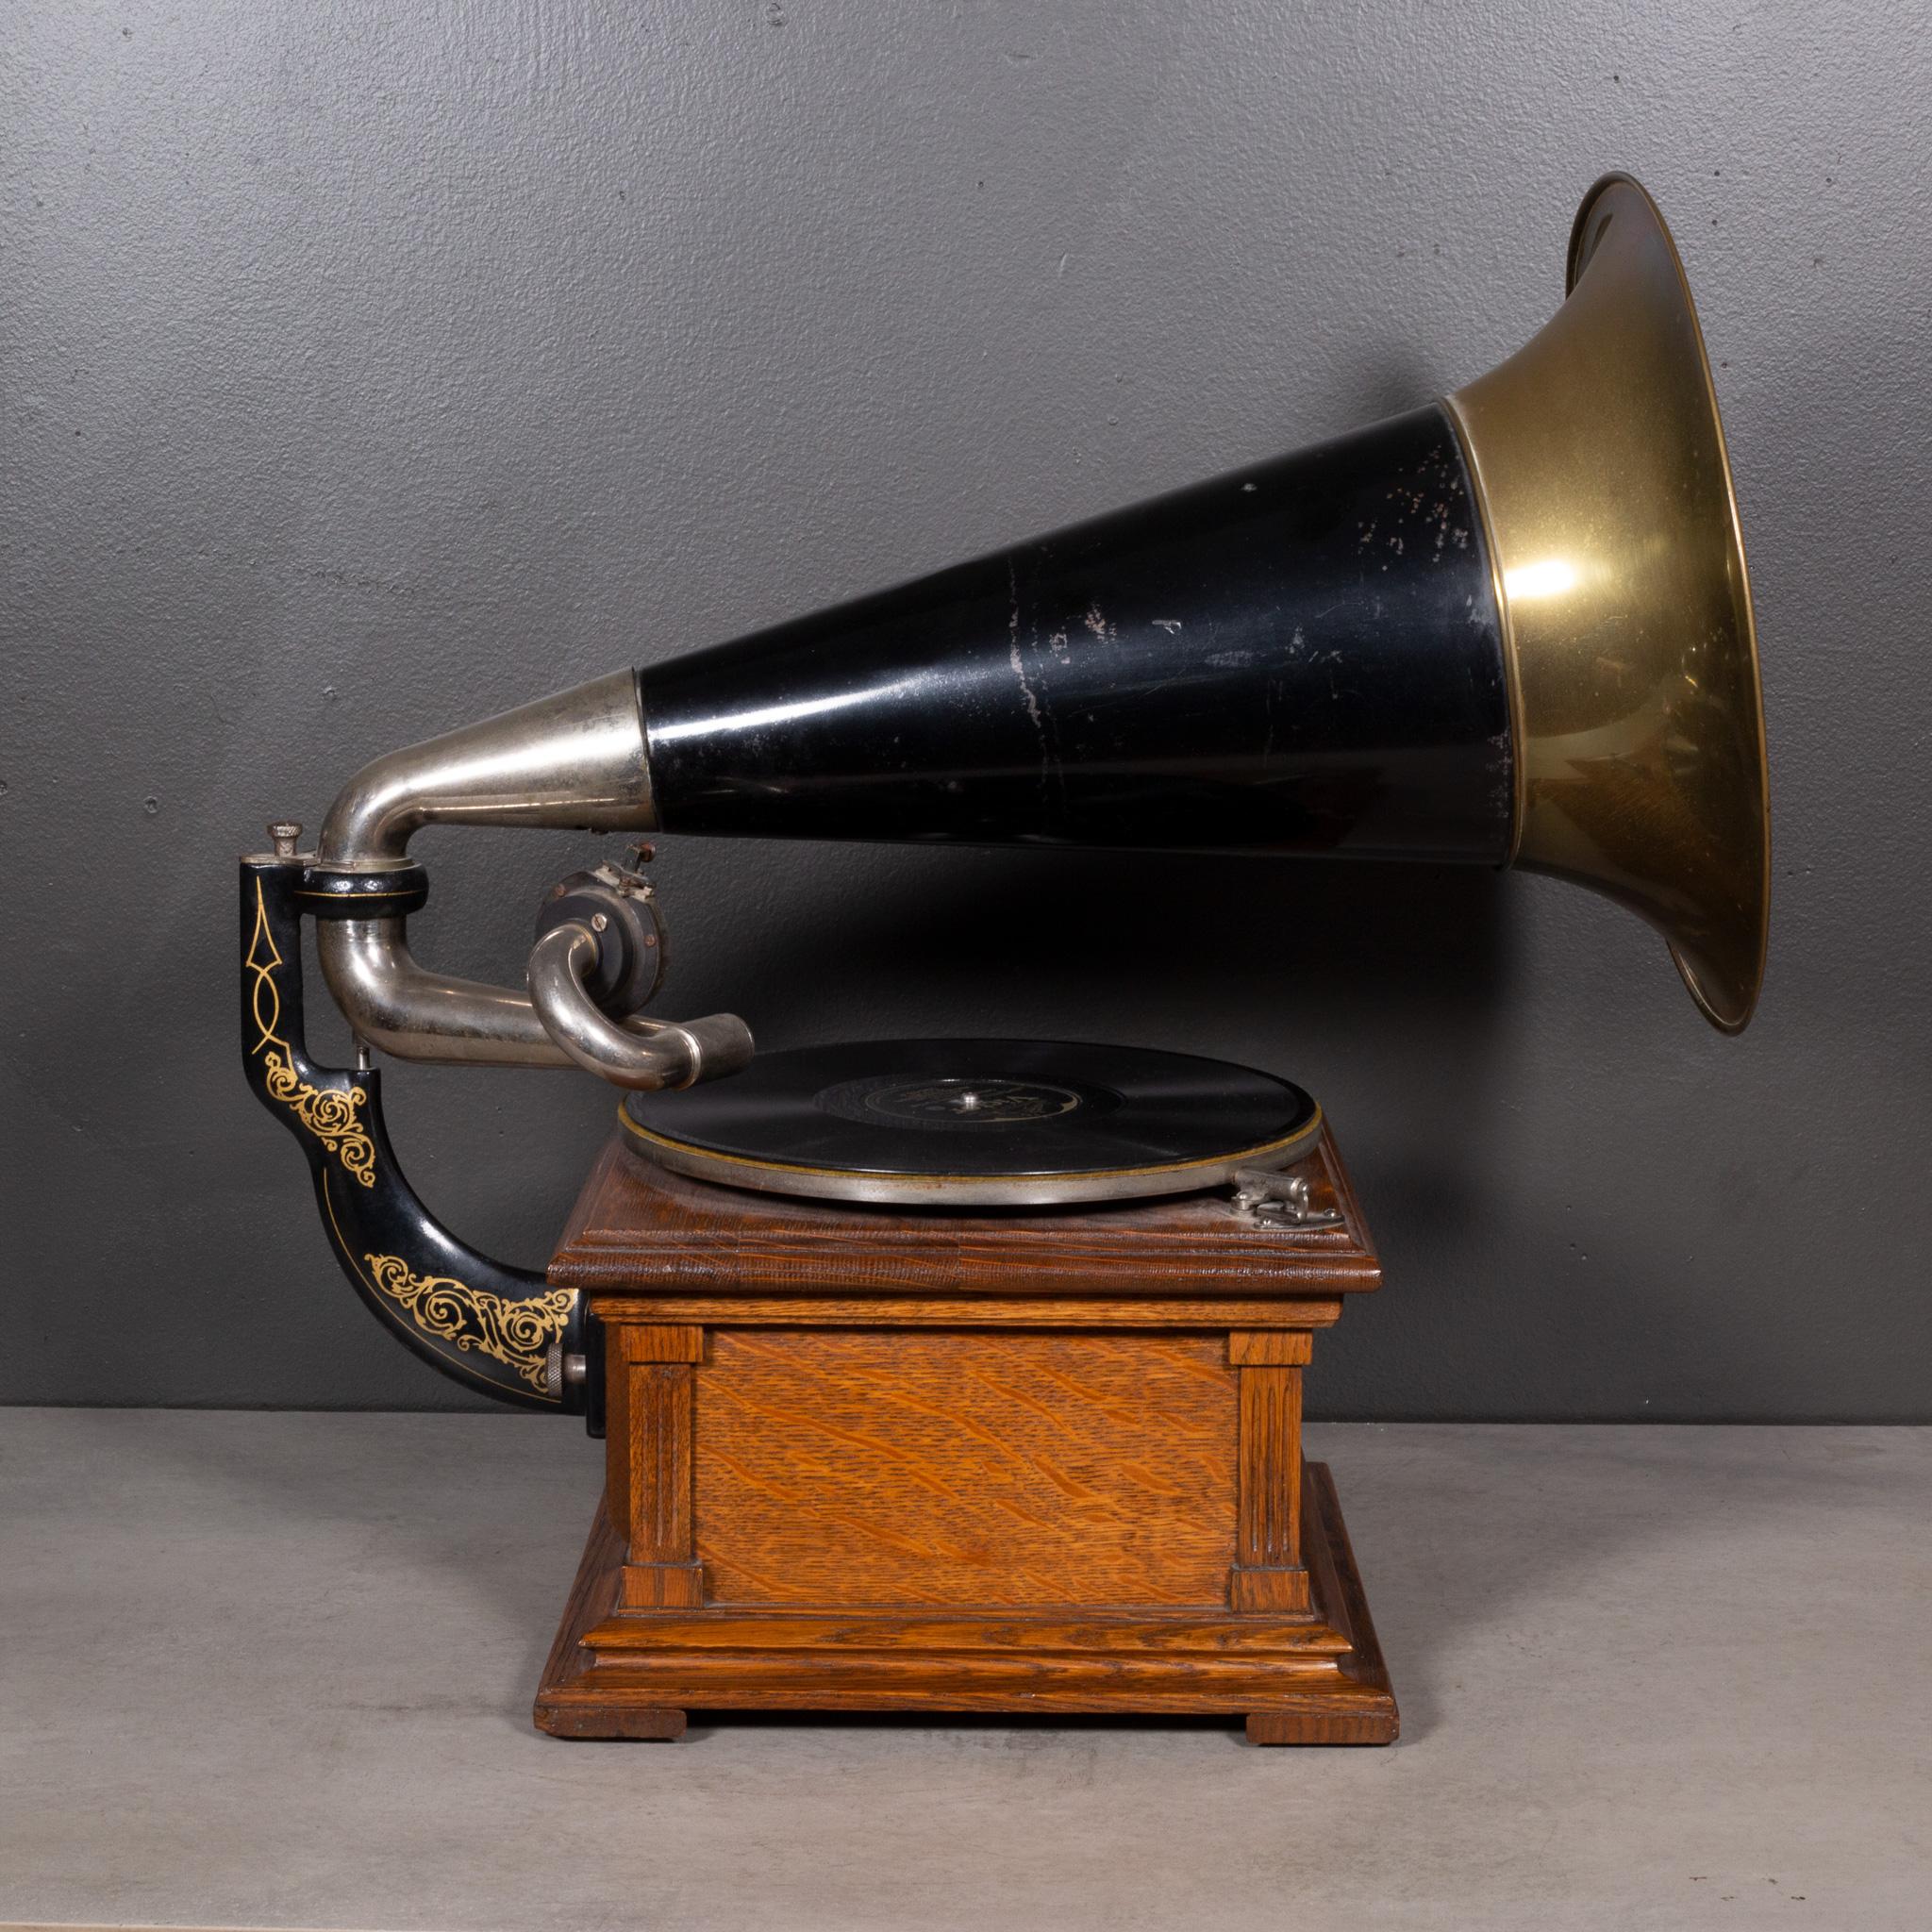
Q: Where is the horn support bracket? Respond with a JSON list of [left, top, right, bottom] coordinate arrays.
[[240, 846, 596, 1417]]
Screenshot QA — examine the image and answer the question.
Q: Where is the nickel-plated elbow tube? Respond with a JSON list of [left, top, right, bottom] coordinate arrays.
[[316, 918, 577, 1066], [318, 669, 658, 866], [527, 924, 754, 1089], [311, 671, 749, 1079]]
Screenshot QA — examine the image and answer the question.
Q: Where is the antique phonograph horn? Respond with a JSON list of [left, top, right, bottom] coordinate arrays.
[[241, 175, 1768, 1410]]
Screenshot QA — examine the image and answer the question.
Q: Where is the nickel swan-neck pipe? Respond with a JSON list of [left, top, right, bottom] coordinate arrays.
[[313, 672, 749, 1087]]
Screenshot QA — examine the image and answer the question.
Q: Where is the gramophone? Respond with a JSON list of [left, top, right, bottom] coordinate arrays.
[[242, 175, 1766, 1742]]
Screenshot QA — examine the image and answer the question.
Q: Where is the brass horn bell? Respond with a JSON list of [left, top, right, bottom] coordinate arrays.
[[1447, 174, 1770, 1031]]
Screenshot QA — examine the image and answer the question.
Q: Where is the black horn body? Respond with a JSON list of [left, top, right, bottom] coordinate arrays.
[[639, 406, 1513, 863]]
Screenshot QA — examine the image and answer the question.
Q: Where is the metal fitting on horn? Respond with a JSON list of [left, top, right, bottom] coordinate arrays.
[[1446, 175, 1770, 1030], [312, 669, 754, 1080]]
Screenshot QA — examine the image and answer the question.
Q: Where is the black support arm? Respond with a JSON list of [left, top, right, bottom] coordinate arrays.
[[240, 853, 589, 1413]]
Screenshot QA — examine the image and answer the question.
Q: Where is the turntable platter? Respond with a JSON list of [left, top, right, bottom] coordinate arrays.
[[619, 1039, 1321, 1206]]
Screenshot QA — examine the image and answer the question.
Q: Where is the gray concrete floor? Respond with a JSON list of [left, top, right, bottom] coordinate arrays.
[[0, 1414, 1925, 1932]]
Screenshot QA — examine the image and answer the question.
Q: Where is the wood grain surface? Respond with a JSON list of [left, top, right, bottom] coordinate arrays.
[[549, 1130, 1379, 1300], [1231, 1360, 1308, 1612], [693, 1328, 1239, 1607], [537, 1464, 1396, 1738], [591, 1295, 1345, 1330]]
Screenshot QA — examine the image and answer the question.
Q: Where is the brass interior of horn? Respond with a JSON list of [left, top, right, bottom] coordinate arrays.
[[1446, 174, 1770, 1031]]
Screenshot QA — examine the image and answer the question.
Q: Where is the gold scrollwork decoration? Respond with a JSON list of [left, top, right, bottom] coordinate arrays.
[[363, 1254, 575, 1392], [246, 879, 377, 1187]]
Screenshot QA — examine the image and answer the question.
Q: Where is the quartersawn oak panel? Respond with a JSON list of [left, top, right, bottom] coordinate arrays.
[[695, 1329, 1238, 1607]]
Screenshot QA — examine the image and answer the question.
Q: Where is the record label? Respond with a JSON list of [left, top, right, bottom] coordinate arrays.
[[821, 1074, 1102, 1130]]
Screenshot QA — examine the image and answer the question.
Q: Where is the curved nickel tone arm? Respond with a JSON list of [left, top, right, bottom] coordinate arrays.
[[312, 669, 751, 1080], [240, 845, 589, 1411], [526, 922, 751, 1090]]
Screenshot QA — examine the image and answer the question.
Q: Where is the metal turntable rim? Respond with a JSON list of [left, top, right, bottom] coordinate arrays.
[[617, 1039, 1324, 1208]]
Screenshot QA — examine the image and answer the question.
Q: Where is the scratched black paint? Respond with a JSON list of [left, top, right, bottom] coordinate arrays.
[[639, 404, 1513, 860]]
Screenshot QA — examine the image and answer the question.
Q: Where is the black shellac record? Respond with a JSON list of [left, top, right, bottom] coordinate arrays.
[[621, 1039, 1323, 1207]]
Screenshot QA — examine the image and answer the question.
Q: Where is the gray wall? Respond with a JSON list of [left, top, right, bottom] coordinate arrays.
[[5, 1, 1928, 1417]]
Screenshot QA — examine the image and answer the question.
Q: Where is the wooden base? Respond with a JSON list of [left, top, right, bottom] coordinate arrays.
[[538, 1136, 1395, 1746], [535, 1460, 1395, 1745]]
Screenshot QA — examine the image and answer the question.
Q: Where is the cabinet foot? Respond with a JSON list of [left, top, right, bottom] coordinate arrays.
[[535, 1701, 687, 1741], [1244, 1699, 1397, 1746]]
